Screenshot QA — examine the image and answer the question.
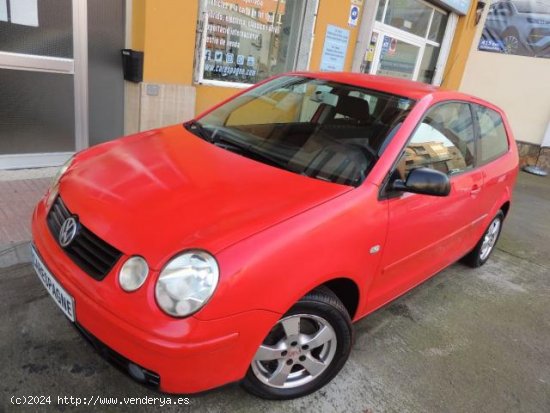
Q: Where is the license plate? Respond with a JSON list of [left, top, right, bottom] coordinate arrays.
[[32, 245, 76, 322]]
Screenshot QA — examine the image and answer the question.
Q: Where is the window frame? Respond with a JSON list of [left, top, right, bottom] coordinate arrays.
[[370, 0, 458, 86], [379, 99, 479, 199], [471, 103, 511, 167]]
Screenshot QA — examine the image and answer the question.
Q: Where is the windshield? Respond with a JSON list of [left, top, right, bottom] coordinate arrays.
[[190, 76, 415, 187]]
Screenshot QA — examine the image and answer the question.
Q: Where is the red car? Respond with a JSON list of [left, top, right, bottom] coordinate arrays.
[[32, 73, 518, 399]]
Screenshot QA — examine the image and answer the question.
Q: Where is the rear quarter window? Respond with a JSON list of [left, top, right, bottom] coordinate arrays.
[[475, 105, 509, 163]]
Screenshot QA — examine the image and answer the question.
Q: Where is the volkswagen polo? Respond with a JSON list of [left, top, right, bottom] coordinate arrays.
[[31, 73, 518, 399]]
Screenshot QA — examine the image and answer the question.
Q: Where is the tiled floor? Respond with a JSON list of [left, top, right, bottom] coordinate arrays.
[[0, 178, 50, 247]]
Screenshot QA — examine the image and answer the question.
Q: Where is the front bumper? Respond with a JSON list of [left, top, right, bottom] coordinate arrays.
[[31, 197, 281, 394]]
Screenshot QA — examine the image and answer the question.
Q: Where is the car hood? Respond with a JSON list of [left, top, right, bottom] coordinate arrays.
[[59, 125, 351, 268]]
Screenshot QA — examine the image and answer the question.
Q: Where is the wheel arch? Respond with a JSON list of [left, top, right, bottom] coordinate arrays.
[[309, 277, 361, 320], [500, 200, 511, 218]]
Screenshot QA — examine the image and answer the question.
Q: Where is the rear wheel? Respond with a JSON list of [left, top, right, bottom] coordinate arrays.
[[241, 288, 352, 399], [463, 211, 504, 268]]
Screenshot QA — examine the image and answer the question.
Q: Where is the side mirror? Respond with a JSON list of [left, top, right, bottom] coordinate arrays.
[[391, 167, 451, 197]]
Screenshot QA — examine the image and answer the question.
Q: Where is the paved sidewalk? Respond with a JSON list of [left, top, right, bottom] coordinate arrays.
[[0, 168, 56, 266]]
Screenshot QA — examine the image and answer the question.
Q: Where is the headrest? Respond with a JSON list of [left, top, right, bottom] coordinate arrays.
[[335, 95, 371, 122]]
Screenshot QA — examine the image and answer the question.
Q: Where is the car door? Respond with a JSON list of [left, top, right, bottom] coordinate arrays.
[[367, 102, 485, 310], [470, 104, 513, 236]]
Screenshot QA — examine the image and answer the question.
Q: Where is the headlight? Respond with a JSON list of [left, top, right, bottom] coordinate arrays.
[[119, 256, 149, 292], [155, 250, 219, 317], [52, 156, 74, 188], [46, 156, 74, 207]]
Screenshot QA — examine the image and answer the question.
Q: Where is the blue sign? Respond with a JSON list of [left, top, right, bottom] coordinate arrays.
[[349, 5, 360, 26], [381, 35, 391, 54], [320, 25, 350, 71]]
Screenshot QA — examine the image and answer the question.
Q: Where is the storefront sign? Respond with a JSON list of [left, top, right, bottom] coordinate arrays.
[[478, 0, 550, 59], [320, 25, 350, 71], [379, 59, 415, 79], [201, 0, 306, 85]]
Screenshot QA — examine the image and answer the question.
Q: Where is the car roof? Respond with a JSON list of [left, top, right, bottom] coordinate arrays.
[[290, 71, 501, 111], [292, 71, 439, 100], [290, 72, 462, 100]]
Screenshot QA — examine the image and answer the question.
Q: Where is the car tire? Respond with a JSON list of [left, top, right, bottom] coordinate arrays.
[[241, 287, 353, 399], [463, 211, 504, 268]]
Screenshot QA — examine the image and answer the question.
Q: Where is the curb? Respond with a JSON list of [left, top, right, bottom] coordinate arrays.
[[0, 242, 31, 268]]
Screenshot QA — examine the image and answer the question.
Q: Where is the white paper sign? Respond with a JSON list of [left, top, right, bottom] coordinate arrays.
[[320, 25, 350, 72], [10, 0, 39, 27], [0, 0, 8, 22]]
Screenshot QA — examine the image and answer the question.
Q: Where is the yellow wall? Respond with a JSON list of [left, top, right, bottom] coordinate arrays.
[[131, 0, 146, 51], [136, 0, 362, 116], [141, 0, 198, 84], [441, 1, 479, 90]]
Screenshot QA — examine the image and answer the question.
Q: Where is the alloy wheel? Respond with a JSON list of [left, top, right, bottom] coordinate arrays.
[[503, 36, 519, 54], [480, 217, 501, 261], [251, 314, 337, 389]]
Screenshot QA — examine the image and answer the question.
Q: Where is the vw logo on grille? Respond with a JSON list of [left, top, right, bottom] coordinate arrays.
[[59, 217, 79, 247]]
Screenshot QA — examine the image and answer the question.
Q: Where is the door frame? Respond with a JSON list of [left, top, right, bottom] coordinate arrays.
[[0, 0, 89, 169], [367, 0, 458, 86]]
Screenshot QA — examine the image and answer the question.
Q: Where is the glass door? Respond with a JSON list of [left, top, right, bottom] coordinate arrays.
[[366, 0, 452, 85], [0, 0, 87, 169], [0, 0, 125, 169], [371, 31, 422, 80]]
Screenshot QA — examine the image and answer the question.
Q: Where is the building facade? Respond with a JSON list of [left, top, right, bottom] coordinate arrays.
[[5, 0, 546, 170], [456, 1, 550, 170], [125, 0, 476, 135]]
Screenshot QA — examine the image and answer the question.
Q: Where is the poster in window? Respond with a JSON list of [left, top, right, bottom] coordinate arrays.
[[202, 0, 305, 85], [478, 0, 550, 58]]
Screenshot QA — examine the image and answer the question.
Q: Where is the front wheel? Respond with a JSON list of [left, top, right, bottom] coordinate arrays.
[[463, 211, 504, 268], [241, 288, 353, 399]]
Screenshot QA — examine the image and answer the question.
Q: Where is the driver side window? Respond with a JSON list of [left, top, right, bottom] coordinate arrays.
[[397, 102, 476, 180]]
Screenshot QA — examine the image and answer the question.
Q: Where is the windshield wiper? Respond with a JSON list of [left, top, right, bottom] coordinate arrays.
[[213, 133, 290, 171], [184, 120, 212, 141], [186, 122, 290, 171]]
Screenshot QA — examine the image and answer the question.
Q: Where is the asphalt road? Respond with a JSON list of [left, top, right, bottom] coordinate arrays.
[[1, 172, 549, 413]]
